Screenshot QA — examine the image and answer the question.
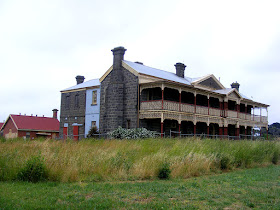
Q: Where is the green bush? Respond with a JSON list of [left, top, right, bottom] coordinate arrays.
[[0, 137, 6, 143], [157, 162, 171, 179], [108, 127, 156, 139], [17, 155, 48, 182], [217, 153, 231, 170], [272, 150, 279, 164], [87, 126, 99, 138]]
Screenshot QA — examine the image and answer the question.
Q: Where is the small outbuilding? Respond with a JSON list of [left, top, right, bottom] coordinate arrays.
[[1, 109, 59, 139]]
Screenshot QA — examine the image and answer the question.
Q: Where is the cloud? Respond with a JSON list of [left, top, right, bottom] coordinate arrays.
[[0, 0, 279, 125]]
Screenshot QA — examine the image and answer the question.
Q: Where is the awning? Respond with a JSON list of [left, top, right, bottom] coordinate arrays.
[[36, 132, 51, 136]]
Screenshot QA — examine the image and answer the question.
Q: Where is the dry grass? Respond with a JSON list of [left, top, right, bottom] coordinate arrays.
[[0, 138, 279, 182]]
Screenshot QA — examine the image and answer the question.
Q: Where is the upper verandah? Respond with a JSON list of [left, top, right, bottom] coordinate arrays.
[[100, 58, 268, 108]]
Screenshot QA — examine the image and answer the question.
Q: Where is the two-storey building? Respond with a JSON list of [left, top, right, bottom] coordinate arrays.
[[60, 76, 100, 139], [99, 47, 268, 138]]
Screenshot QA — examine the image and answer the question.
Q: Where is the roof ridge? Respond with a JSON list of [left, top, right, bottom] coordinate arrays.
[[123, 60, 193, 84]]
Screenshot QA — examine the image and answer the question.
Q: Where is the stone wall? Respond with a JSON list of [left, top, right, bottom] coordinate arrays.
[[59, 90, 86, 138], [99, 67, 139, 133], [99, 46, 139, 134]]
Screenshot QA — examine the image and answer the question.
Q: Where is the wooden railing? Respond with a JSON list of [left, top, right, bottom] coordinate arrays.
[[140, 100, 268, 123], [181, 103, 195, 113], [163, 101, 179, 111], [228, 110, 238, 118], [140, 100, 161, 110]]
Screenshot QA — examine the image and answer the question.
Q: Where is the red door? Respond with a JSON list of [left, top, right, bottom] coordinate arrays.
[[63, 127, 68, 139], [73, 126, 79, 141]]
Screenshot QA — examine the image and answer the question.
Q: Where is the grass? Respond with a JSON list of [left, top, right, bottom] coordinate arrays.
[[0, 138, 279, 182], [0, 165, 279, 209]]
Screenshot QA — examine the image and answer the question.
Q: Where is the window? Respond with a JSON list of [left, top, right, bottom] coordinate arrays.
[[75, 94, 79, 108], [91, 121, 96, 128], [65, 96, 70, 109], [92, 90, 97, 105], [26, 132, 30, 139]]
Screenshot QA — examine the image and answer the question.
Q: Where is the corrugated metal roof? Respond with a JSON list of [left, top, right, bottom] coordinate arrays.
[[125, 60, 253, 100], [10, 115, 59, 132], [123, 60, 193, 85], [213, 88, 233, 95], [62, 78, 100, 92], [213, 88, 250, 100]]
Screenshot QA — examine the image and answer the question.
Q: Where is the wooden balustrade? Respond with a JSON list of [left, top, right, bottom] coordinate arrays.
[[163, 101, 179, 111], [228, 110, 238, 118], [140, 101, 268, 123], [181, 103, 195, 113], [209, 108, 221, 116], [140, 100, 161, 110], [195, 106, 208, 115]]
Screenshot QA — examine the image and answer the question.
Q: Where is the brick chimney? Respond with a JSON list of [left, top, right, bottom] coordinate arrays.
[[111, 46, 126, 70], [52, 109, 58, 119], [75, 75, 85, 85], [231, 82, 240, 91], [175, 63, 186, 78]]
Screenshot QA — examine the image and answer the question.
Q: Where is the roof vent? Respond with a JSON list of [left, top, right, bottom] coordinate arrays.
[[135, 61, 143, 65]]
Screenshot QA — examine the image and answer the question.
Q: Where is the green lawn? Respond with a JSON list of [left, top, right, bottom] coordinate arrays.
[[1, 165, 279, 209]]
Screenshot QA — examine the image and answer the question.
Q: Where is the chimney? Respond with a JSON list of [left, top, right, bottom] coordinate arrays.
[[231, 82, 240, 91], [135, 61, 143, 65], [52, 109, 58, 119], [76, 75, 85, 85], [111, 46, 127, 69], [174, 63, 186, 78]]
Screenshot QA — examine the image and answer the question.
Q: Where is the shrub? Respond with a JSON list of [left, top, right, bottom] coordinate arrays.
[[17, 155, 48, 182], [87, 126, 99, 138], [217, 153, 231, 170], [0, 137, 6, 143], [108, 127, 156, 139], [157, 162, 171, 179], [272, 150, 279, 164]]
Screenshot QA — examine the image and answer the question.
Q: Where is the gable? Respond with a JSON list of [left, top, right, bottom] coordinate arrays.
[[229, 91, 240, 99], [198, 77, 222, 90], [192, 74, 225, 90], [2, 117, 18, 138]]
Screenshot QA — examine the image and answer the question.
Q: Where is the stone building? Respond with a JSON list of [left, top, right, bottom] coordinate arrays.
[[99, 47, 269, 138], [60, 77, 100, 139], [60, 46, 269, 139]]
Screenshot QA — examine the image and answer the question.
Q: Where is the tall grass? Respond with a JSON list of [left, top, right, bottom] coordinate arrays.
[[0, 138, 279, 182]]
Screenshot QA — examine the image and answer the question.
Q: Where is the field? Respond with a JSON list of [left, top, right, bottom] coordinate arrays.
[[0, 165, 279, 209], [0, 138, 280, 208], [0, 138, 279, 182]]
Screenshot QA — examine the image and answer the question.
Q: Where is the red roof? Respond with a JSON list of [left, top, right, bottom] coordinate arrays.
[[10, 115, 59, 132], [0, 123, 4, 130]]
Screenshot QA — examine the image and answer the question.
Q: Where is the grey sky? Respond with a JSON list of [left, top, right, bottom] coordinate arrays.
[[1, 0, 279, 124]]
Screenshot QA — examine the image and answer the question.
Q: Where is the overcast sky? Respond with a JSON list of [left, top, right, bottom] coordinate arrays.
[[1, 0, 279, 124]]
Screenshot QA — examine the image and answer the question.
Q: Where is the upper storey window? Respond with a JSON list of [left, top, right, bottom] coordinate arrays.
[[65, 95, 70, 109], [92, 90, 97, 105], [75, 94, 79, 108]]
